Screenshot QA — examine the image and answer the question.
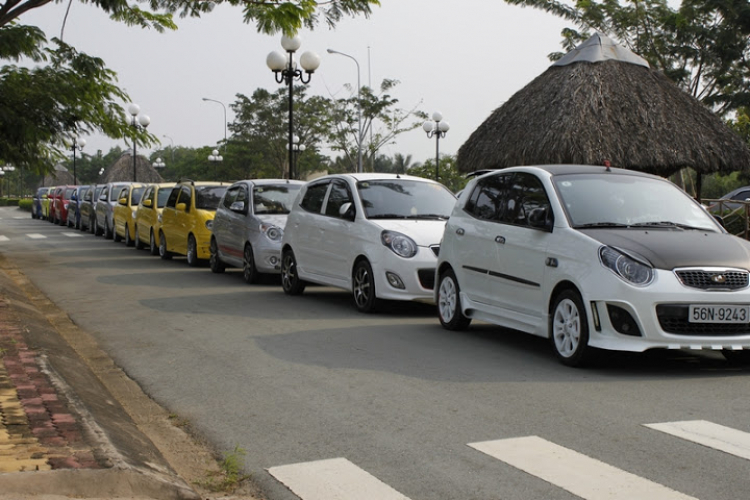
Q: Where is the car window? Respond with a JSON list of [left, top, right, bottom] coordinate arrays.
[[324, 180, 352, 218], [731, 190, 750, 201], [140, 187, 153, 207], [156, 187, 171, 208], [166, 187, 180, 208], [357, 179, 456, 219], [178, 186, 192, 211], [501, 173, 552, 228], [464, 174, 511, 222], [223, 187, 240, 209], [300, 181, 329, 214], [195, 186, 227, 210], [131, 187, 145, 205], [64, 188, 76, 199], [254, 184, 301, 215]]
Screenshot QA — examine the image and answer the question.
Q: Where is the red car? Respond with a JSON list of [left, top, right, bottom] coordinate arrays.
[[52, 185, 77, 226]]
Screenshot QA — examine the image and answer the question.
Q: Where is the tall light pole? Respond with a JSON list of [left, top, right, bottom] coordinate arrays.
[[288, 135, 306, 176], [163, 134, 175, 163], [267, 35, 320, 180], [2, 166, 15, 197], [423, 111, 450, 182], [202, 98, 227, 152], [127, 104, 151, 182], [208, 149, 223, 179], [327, 48, 363, 173], [70, 137, 86, 185]]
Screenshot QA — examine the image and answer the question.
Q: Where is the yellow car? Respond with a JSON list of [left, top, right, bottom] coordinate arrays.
[[41, 187, 54, 221], [113, 183, 145, 246], [159, 180, 229, 266], [134, 182, 175, 255]]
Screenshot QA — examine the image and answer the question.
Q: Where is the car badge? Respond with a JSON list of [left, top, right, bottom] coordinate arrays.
[[711, 274, 727, 283]]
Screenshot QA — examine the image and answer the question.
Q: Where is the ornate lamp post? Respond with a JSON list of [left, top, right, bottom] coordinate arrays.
[[327, 48, 363, 173], [70, 137, 86, 185], [127, 104, 151, 182], [267, 35, 320, 180], [423, 112, 450, 182], [153, 157, 166, 169], [202, 98, 227, 152], [208, 149, 223, 179], [288, 135, 306, 176]]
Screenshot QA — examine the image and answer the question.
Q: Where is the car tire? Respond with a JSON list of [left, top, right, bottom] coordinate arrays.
[[104, 220, 113, 239], [242, 244, 258, 284], [281, 249, 306, 295], [437, 268, 472, 330], [209, 238, 225, 274], [113, 226, 122, 242], [549, 289, 592, 367], [159, 231, 172, 260], [186, 235, 200, 267], [134, 227, 144, 250], [149, 230, 159, 256], [722, 349, 750, 365], [124, 224, 134, 247], [352, 260, 381, 313], [94, 218, 103, 236]]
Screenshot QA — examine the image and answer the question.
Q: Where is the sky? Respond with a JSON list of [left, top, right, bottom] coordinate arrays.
[[23, 0, 570, 167]]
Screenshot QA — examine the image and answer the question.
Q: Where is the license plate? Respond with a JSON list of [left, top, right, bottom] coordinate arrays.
[[689, 305, 750, 323]]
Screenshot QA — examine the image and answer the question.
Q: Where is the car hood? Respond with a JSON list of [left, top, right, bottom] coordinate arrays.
[[579, 228, 750, 270], [257, 213, 289, 229], [369, 219, 447, 246]]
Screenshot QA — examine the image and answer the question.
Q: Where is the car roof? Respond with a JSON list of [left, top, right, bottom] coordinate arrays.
[[477, 164, 663, 181], [314, 173, 441, 183]]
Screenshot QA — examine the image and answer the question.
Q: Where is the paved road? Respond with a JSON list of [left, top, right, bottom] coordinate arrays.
[[2, 206, 750, 500]]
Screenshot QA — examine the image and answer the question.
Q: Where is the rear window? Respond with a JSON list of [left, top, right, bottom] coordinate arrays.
[[195, 186, 228, 210]]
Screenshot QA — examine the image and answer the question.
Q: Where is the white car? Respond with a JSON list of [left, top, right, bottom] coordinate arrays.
[[436, 164, 750, 366], [281, 173, 457, 312]]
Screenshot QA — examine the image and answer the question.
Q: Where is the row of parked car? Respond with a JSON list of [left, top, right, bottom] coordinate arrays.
[[30, 166, 750, 366]]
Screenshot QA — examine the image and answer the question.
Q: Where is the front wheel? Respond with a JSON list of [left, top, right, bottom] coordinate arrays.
[[280, 249, 306, 295], [159, 231, 172, 260], [437, 268, 471, 330], [113, 225, 122, 242], [186, 235, 200, 267], [104, 220, 113, 239], [550, 289, 592, 367], [134, 227, 144, 250], [209, 238, 225, 274], [124, 224, 134, 247], [352, 260, 380, 313], [149, 230, 159, 256], [242, 244, 258, 284]]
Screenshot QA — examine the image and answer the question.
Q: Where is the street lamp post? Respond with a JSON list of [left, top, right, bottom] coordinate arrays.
[[202, 98, 227, 152], [163, 135, 175, 163], [2, 166, 15, 197], [327, 48, 363, 173], [208, 149, 223, 179], [70, 137, 86, 185], [288, 135, 306, 176], [153, 157, 166, 169], [267, 35, 320, 180], [127, 104, 151, 182], [423, 112, 450, 182]]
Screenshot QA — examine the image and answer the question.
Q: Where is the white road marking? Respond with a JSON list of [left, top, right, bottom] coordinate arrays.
[[27, 233, 46, 239], [645, 420, 750, 461], [469, 436, 697, 500], [0, 235, 8, 242], [62, 232, 83, 238], [268, 457, 411, 500]]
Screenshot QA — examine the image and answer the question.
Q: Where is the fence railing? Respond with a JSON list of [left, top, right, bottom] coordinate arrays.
[[703, 199, 750, 240]]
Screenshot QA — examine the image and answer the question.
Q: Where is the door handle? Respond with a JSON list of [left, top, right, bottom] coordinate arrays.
[[456, 228, 465, 236], [495, 236, 506, 244]]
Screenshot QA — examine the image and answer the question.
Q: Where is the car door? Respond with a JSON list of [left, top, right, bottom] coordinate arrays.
[[316, 178, 355, 284], [173, 185, 193, 254], [489, 172, 554, 329], [213, 185, 241, 266], [290, 180, 330, 277]]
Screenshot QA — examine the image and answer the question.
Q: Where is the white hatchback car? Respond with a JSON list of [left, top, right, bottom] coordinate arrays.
[[436, 164, 750, 366], [281, 173, 457, 312]]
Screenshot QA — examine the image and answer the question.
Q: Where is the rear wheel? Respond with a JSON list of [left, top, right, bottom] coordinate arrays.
[[134, 227, 144, 250], [113, 225, 122, 242], [104, 220, 113, 239], [352, 260, 380, 313], [209, 238, 225, 274], [159, 231, 172, 260], [149, 230, 159, 256], [437, 268, 471, 330], [242, 244, 258, 284], [186, 235, 200, 267], [124, 224, 134, 247], [550, 289, 592, 367], [280, 249, 306, 295]]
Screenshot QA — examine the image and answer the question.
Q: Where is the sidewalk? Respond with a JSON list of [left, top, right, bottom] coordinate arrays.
[[0, 252, 259, 500]]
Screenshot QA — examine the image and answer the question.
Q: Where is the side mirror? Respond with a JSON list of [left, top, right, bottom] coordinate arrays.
[[230, 201, 246, 213], [528, 207, 553, 231], [84, 192, 92, 202], [118, 197, 128, 205], [176, 202, 187, 212], [100, 193, 108, 201], [339, 202, 355, 221], [142, 199, 153, 208], [713, 215, 726, 228]]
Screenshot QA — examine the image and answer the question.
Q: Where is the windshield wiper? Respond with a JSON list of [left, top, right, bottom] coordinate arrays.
[[630, 221, 709, 231], [574, 222, 630, 228], [368, 213, 408, 219], [406, 214, 449, 220]]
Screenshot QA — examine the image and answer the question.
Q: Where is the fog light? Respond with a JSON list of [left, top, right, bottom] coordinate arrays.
[[270, 256, 279, 267], [606, 304, 642, 337], [386, 272, 405, 289]]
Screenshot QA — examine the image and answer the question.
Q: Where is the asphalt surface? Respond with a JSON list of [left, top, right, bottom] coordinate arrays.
[[0, 238, 257, 500]]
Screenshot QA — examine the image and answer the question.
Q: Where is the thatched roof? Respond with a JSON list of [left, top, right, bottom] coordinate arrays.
[[101, 152, 164, 183], [40, 164, 75, 187], [457, 33, 750, 177]]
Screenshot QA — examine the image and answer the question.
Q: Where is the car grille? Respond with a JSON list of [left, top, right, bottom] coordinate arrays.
[[430, 245, 440, 257], [674, 268, 748, 290], [418, 269, 436, 290], [656, 304, 750, 336]]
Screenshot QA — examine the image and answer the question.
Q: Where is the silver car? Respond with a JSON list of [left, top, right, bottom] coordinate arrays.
[[95, 182, 132, 239], [210, 179, 304, 283]]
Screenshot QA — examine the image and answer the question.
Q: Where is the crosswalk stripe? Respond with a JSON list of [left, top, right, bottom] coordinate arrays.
[[62, 232, 83, 238], [645, 420, 750, 461], [0, 236, 8, 242], [27, 234, 46, 239], [468, 436, 697, 500], [268, 457, 411, 500]]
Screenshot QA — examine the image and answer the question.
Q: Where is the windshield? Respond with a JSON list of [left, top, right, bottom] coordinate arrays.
[[357, 179, 456, 219], [553, 174, 720, 231], [253, 184, 301, 215], [196, 186, 228, 210]]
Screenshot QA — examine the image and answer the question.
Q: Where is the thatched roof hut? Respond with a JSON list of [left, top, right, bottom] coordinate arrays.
[[457, 33, 750, 178], [41, 164, 75, 187], [101, 151, 164, 184]]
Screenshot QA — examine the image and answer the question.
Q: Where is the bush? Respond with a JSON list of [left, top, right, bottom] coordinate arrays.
[[18, 199, 33, 211], [0, 198, 23, 207]]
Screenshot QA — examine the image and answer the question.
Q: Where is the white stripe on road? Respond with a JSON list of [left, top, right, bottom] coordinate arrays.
[[268, 457, 411, 500], [62, 232, 83, 238], [0, 235, 8, 242], [645, 420, 750, 461], [468, 436, 697, 500], [27, 233, 46, 239]]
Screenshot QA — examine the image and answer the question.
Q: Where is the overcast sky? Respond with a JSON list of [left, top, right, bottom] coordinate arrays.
[[24, 0, 570, 167]]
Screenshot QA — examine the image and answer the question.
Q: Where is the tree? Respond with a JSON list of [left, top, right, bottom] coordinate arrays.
[[504, 0, 750, 115], [407, 154, 465, 194], [326, 79, 427, 172], [0, 0, 380, 174]]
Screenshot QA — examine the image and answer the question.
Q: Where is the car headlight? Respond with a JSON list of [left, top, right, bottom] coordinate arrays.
[[205, 220, 214, 231], [381, 230, 418, 258], [260, 223, 283, 241], [599, 246, 653, 286]]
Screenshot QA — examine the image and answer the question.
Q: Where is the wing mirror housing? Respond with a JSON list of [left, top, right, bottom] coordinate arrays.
[[339, 202, 356, 221]]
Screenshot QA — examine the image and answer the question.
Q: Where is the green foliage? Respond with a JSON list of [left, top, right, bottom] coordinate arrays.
[[18, 198, 31, 211], [195, 445, 251, 493], [407, 155, 466, 194], [0, 198, 21, 207]]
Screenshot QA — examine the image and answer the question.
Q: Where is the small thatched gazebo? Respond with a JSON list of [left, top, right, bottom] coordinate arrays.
[[457, 33, 750, 189], [41, 164, 75, 187], [101, 151, 164, 184]]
